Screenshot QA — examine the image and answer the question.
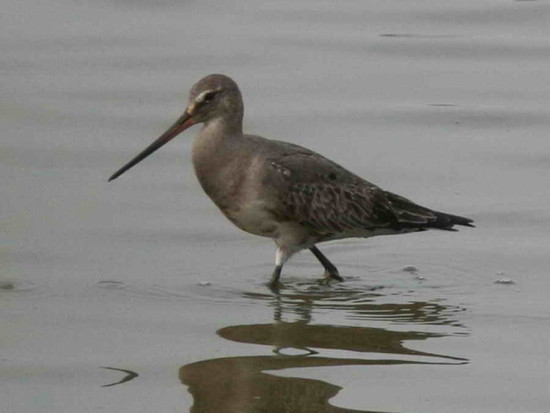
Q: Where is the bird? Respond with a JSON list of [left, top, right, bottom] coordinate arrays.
[[109, 74, 474, 287]]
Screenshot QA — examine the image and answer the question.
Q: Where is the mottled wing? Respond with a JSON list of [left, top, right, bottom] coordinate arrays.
[[261, 140, 472, 235], [263, 145, 402, 235]]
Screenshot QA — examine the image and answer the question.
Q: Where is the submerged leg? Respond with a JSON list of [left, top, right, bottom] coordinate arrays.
[[309, 246, 344, 282], [269, 246, 291, 287]]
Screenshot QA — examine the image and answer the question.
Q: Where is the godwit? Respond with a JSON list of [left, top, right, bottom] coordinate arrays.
[[109, 74, 474, 287]]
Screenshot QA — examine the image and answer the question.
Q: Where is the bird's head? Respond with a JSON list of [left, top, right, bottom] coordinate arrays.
[[108, 74, 242, 182], [186, 74, 243, 124]]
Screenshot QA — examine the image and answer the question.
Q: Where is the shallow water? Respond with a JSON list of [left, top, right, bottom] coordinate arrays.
[[2, 0, 550, 412]]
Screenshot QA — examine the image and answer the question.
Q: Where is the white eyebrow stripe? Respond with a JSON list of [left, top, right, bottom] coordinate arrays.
[[196, 90, 217, 103]]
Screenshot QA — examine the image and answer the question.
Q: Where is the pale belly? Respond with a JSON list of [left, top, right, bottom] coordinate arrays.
[[220, 200, 314, 248], [222, 201, 282, 238]]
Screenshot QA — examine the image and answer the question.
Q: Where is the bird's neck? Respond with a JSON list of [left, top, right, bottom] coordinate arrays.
[[192, 117, 243, 181], [203, 115, 243, 138], [191, 117, 247, 210]]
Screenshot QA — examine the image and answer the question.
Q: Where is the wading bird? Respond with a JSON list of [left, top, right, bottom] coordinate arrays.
[[109, 74, 474, 287]]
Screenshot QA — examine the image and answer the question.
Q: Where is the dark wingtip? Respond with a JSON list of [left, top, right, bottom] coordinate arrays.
[[431, 211, 475, 230], [456, 217, 475, 228]]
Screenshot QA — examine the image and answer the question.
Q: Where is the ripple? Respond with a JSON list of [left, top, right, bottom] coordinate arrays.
[[239, 280, 467, 329], [90, 260, 479, 329], [402, 265, 419, 273], [95, 279, 189, 300], [93, 279, 249, 305], [380, 33, 461, 39], [0, 280, 38, 294], [494, 278, 516, 285], [0, 281, 15, 290], [96, 280, 126, 289]]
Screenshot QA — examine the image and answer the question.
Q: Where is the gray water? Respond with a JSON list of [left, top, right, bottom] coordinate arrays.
[[2, 0, 550, 412]]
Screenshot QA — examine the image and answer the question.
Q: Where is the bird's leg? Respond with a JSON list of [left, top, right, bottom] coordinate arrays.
[[270, 266, 282, 286], [309, 246, 344, 282], [269, 246, 290, 287]]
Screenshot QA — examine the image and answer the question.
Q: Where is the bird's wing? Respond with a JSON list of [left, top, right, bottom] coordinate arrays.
[[258, 139, 470, 235], [262, 144, 426, 235]]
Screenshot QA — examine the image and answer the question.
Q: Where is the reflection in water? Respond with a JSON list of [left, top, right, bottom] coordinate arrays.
[[181, 356, 435, 413], [180, 285, 468, 412], [100, 366, 139, 388], [218, 323, 463, 361], [245, 282, 467, 328]]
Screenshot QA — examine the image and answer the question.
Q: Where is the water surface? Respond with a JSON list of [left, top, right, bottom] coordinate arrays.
[[2, 0, 550, 412]]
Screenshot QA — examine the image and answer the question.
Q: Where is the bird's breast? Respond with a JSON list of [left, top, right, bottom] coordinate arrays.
[[192, 144, 270, 236]]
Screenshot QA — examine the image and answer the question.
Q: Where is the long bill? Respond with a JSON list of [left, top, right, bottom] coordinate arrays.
[[108, 111, 195, 181]]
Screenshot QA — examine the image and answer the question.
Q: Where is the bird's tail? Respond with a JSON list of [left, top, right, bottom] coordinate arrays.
[[383, 191, 475, 231], [429, 210, 475, 231]]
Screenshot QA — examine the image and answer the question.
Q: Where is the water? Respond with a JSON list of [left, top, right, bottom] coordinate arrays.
[[2, 0, 550, 412]]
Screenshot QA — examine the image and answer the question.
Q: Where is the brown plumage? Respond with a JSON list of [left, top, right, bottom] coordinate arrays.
[[109, 74, 474, 287]]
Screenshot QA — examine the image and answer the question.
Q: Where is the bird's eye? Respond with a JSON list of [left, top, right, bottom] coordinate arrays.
[[202, 91, 217, 103]]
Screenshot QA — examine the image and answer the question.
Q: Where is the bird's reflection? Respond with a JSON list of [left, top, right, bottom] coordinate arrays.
[[180, 284, 468, 413]]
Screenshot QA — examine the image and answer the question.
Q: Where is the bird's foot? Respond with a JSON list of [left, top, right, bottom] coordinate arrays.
[[267, 265, 284, 292], [324, 270, 344, 282], [319, 272, 344, 286], [267, 279, 284, 293]]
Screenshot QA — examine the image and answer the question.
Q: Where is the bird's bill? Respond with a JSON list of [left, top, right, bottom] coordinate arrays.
[[108, 111, 195, 181]]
